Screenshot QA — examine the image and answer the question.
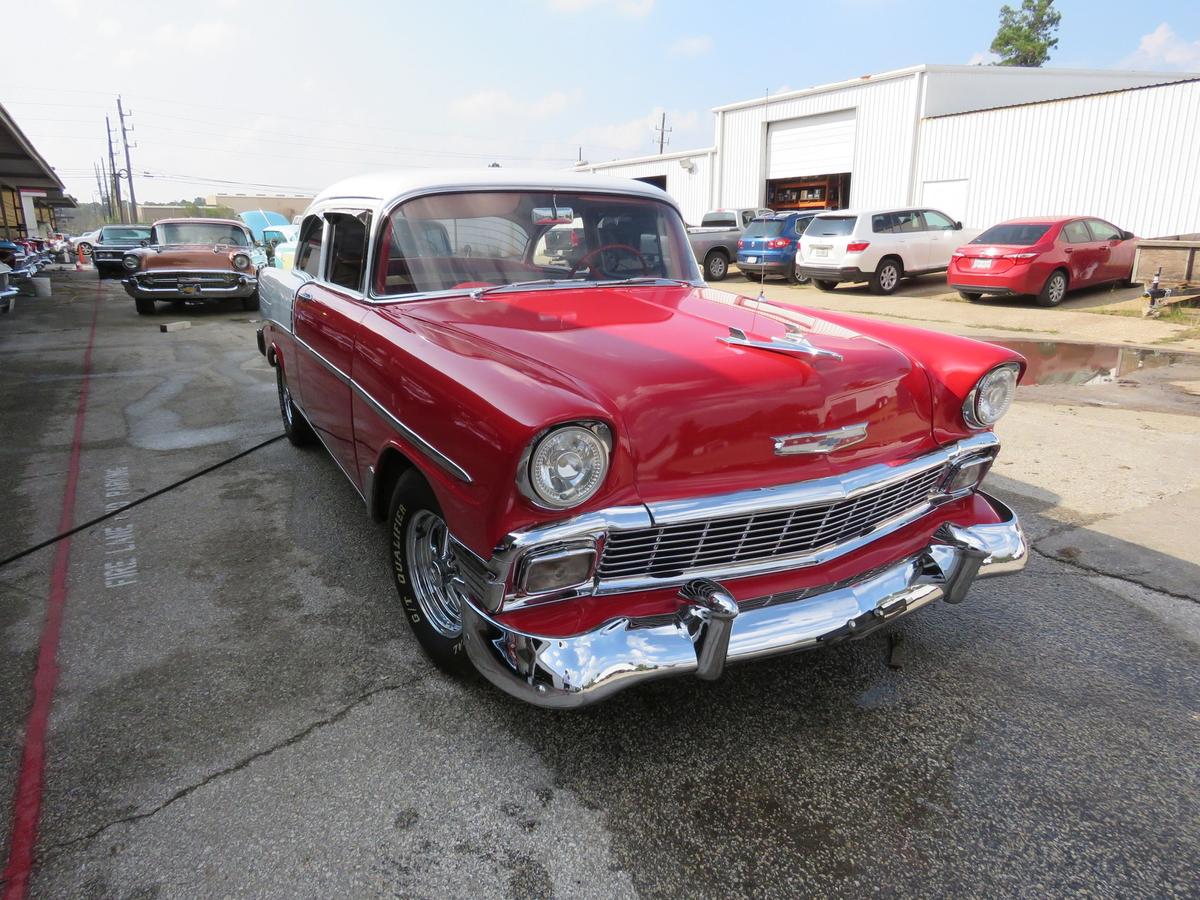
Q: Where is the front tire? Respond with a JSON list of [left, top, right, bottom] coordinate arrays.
[[704, 250, 729, 281], [869, 258, 902, 295], [813, 279, 838, 292], [276, 365, 315, 446], [134, 298, 156, 315], [388, 472, 473, 677], [1037, 269, 1068, 307], [787, 265, 809, 285], [78, 243, 92, 257]]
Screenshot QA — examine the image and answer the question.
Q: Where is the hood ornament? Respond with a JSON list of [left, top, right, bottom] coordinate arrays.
[[719, 324, 843, 362], [773, 422, 869, 456]]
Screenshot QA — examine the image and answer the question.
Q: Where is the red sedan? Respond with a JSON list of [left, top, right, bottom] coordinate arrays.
[[949, 217, 1137, 307]]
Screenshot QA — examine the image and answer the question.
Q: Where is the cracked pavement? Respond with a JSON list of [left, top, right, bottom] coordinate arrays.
[[1, 272, 1198, 898]]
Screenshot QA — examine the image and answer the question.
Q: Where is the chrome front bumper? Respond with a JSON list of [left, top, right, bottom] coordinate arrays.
[[123, 273, 257, 300], [461, 492, 1026, 708]]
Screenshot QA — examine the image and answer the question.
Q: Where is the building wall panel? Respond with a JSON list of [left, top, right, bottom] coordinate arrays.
[[917, 80, 1200, 237]]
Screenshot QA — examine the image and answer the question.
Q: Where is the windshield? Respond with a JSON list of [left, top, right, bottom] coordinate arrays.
[[155, 223, 250, 246], [743, 219, 785, 238], [100, 227, 152, 242], [805, 216, 857, 237], [700, 212, 738, 228], [971, 223, 1052, 246], [375, 190, 697, 296]]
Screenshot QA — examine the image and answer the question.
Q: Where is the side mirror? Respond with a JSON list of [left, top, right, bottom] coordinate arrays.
[[1121, 230, 1134, 241], [954, 221, 963, 230]]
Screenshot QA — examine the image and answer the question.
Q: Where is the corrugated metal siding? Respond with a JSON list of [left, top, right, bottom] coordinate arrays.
[[917, 80, 1200, 237], [717, 75, 920, 209], [582, 153, 713, 224]]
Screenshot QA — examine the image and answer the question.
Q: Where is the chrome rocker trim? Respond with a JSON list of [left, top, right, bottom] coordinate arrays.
[[461, 491, 1026, 709]]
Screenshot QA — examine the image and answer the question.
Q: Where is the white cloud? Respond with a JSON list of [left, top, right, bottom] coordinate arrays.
[[669, 35, 713, 57], [572, 107, 702, 156], [1122, 22, 1200, 70], [450, 89, 578, 121], [546, 0, 655, 18]]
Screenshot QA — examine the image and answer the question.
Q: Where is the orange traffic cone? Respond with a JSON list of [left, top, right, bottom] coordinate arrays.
[[75, 245, 84, 271]]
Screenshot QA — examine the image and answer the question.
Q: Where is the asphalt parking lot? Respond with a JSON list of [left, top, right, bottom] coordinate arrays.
[[2, 271, 1199, 898]]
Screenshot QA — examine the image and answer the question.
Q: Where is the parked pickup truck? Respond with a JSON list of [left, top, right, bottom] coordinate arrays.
[[688, 207, 772, 281]]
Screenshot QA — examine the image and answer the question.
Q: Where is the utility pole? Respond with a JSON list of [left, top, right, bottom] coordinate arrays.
[[93, 160, 112, 218], [106, 116, 125, 223], [117, 95, 138, 223], [654, 112, 671, 154]]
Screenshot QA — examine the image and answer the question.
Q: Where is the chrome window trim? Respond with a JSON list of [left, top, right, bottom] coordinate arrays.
[[364, 187, 696, 304], [319, 207, 373, 298], [289, 333, 471, 483]]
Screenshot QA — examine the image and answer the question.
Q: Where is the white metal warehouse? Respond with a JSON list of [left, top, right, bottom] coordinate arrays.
[[577, 65, 1200, 238]]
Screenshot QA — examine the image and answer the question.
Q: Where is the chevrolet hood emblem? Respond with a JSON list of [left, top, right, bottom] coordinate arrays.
[[719, 325, 843, 362], [773, 422, 869, 455]]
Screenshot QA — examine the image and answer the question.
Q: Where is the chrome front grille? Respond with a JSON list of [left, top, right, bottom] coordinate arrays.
[[596, 465, 947, 580], [139, 272, 240, 287]]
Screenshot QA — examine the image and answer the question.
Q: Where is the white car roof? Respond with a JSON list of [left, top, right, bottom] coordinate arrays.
[[810, 207, 931, 217], [309, 168, 677, 214]]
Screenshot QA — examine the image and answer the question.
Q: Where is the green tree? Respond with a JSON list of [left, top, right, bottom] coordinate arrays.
[[990, 0, 1061, 67]]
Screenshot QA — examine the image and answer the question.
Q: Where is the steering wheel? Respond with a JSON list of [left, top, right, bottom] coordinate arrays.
[[568, 243, 651, 278]]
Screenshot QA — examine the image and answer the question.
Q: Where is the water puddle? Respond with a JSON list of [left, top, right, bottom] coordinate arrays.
[[978, 338, 1199, 386]]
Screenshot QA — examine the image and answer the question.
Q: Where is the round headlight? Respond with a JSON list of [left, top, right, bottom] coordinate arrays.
[[232, 253, 250, 270], [964, 363, 1019, 429], [525, 424, 611, 509], [122, 254, 139, 271]]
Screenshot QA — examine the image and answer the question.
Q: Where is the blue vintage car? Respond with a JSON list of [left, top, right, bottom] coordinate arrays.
[[736, 211, 817, 284]]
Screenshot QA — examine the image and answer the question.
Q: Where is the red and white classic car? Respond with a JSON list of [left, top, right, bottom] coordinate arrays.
[[121, 218, 263, 315], [256, 170, 1028, 708]]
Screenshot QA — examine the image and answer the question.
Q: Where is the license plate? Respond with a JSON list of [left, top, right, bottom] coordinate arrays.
[[814, 247, 829, 258], [971, 258, 992, 269], [746, 256, 757, 264]]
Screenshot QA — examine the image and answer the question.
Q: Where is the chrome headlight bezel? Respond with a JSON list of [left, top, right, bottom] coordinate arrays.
[[121, 253, 140, 271], [518, 421, 613, 510], [963, 363, 1020, 430], [232, 252, 251, 270]]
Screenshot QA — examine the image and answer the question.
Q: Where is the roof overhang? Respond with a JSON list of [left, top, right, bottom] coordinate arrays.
[[0, 101, 66, 192]]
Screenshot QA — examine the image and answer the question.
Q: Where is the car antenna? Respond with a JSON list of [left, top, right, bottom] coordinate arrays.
[[750, 87, 770, 336]]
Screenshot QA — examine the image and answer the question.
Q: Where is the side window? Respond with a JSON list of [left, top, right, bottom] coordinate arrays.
[[325, 211, 371, 291], [295, 215, 324, 277], [1087, 219, 1121, 241], [872, 213, 896, 234], [1062, 220, 1091, 243], [742, 210, 755, 227], [922, 210, 956, 231], [897, 211, 923, 233]]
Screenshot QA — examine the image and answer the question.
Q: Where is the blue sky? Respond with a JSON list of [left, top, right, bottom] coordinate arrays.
[[3, 0, 1198, 204]]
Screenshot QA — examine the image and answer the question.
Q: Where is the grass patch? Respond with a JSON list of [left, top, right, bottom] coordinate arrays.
[[1154, 325, 1200, 345]]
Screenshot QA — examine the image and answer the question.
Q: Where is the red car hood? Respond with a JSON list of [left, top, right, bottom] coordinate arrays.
[[397, 285, 936, 501]]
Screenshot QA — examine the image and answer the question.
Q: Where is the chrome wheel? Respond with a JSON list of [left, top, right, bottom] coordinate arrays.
[[406, 509, 464, 639], [1047, 273, 1066, 304], [278, 373, 294, 428]]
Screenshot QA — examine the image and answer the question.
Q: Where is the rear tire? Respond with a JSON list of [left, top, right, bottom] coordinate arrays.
[[787, 265, 808, 285], [388, 472, 474, 677], [704, 250, 729, 281], [134, 298, 155, 315], [1036, 269, 1069, 307], [958, 291, 984, 302], [869, 258, 902, 295], [277, 365, 315, 446], [813, 279, 838, 292]]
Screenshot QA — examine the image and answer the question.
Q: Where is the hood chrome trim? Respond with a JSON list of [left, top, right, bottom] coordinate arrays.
[[719, 325, 843, 361], [773, 422, 869, 456]]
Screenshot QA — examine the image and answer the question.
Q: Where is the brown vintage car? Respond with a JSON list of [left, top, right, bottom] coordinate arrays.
[[120, 218, 263, 315]]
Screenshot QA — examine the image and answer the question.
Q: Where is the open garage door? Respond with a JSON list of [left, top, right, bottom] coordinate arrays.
[[766, 109, 856, 180]]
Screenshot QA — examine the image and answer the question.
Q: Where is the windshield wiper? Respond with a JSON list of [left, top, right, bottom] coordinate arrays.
[[595, 276, 695, 288], [467, 278, 587, 299]]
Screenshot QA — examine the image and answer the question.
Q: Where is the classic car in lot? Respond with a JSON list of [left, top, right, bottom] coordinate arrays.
[[256, 170, 1028, 708], [121, 218, 265, 314], [949, 217, 1137, 307], [92, 224, 153, 275]]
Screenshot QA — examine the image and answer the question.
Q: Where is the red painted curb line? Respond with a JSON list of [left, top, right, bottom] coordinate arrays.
[[2, 287, 102, 900]]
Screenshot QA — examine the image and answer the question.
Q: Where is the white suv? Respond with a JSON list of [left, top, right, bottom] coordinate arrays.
[[796, 208, 977, 295]]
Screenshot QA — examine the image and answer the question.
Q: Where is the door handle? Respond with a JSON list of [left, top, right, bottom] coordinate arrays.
[[297, 290, 315, 301], [1063, 247, 1073, 254]]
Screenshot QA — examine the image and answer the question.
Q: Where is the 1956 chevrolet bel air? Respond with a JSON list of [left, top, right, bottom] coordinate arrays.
[[255, 170, 1028, 708]]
